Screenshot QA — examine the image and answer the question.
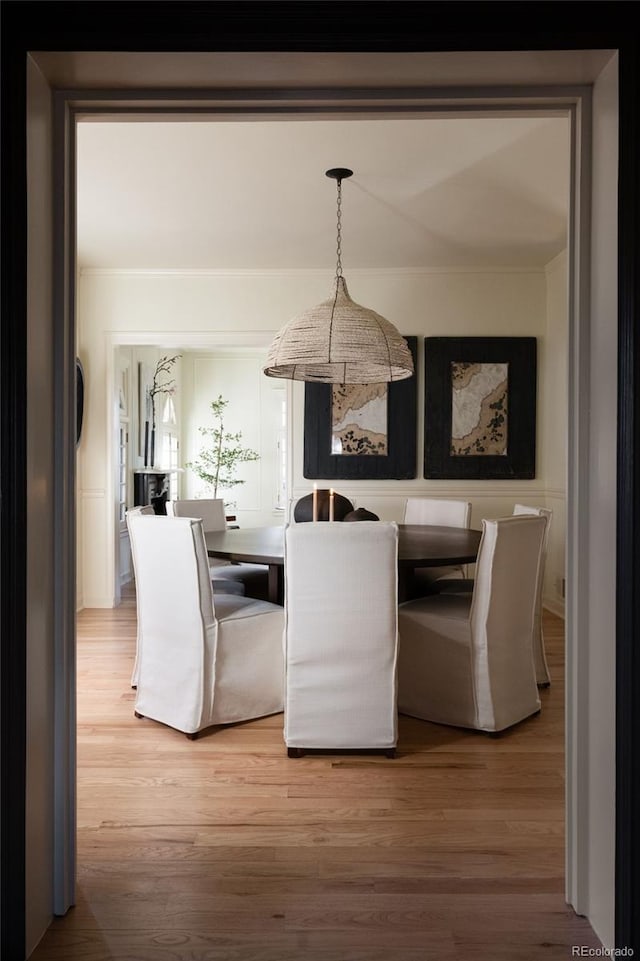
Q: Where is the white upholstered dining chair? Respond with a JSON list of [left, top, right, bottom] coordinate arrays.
[[283, 521, 399, 757], [166, 496, 227, 528], [126, 505, 244, 690], [128, 505, 155, 516], [512, 504, 553, 687], [402, 497, 472, 596], [127, 513, 284, 738], [167, 497, 269, 599], [126, 505, 158, 688], [397, 514, 547, 734], [434, 503, 553, 687]]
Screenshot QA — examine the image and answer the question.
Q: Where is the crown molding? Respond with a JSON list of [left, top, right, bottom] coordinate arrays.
[[80, 264, 547, 278]]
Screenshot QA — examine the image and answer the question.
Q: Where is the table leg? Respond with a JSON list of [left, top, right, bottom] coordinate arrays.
[[268, 564, 284, 605], [397, 567, 410, 604]]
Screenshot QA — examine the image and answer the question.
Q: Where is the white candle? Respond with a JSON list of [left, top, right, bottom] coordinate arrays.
[[312, 483, 318, 523], [329, 488, 335, 522]]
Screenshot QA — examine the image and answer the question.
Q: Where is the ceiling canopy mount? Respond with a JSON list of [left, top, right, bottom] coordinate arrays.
[[325, 167, 353, 182]]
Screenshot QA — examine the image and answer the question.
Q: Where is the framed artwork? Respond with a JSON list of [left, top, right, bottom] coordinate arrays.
[[303, 336, 417, 480], [118, 367, 128, 418], [75, 358, 84, 447], [424, 336, 536, 479]]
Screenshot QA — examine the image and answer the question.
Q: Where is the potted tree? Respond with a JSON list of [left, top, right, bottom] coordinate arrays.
[[185, 395, 260, 516]]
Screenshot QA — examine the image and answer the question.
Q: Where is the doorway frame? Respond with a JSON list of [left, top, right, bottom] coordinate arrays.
[[2, 8, 638, 958], [59, 76, 614, 932], [105, 331, 294, 605]]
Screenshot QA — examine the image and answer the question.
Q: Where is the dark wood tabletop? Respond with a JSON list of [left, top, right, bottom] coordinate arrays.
[[205, 525, 288, 567], [206, 524, 482, 604], [396, 524, 482, 568]]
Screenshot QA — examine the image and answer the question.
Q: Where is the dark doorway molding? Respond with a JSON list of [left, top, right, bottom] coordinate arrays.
[[614, 36, 640, 953], [2, 4, 638, 958]]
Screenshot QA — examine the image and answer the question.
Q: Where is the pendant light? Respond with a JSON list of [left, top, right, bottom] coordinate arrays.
[[263, 168, 414, 384]]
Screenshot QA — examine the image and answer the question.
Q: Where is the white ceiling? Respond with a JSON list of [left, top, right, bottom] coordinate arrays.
[[76, 115, 570, 271]]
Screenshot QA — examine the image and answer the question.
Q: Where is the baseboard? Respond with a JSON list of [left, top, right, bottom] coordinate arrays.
[[543, 596, 565, 619]]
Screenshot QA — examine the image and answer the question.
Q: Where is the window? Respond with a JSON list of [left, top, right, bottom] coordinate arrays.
[[117, 424, 129, 526], [161, 430, 180, 500]]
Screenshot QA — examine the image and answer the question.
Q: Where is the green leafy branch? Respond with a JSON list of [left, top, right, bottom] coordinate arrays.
[[185, 395, 260, 500]]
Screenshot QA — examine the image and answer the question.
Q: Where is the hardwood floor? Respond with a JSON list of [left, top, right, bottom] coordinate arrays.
[[31, 587, 600, 960]]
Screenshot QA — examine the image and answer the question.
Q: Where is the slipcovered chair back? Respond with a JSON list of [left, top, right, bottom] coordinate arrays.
[[126, 505, 159, 686], [128, 514, 218, 734], [284, 521, 399, 753], [166, 497, 226, 532], [402, 497, 472, 594], [470, 514, 547, 730], [167, 497, 269, 599], [403, 497, 471, 528], [512, 503, 553, 685], [127, 504, 155, 516], [398, 514, 546, 733]]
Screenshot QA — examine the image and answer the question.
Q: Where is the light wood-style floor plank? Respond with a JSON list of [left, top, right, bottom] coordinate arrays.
[[31, 586, 600, 960]]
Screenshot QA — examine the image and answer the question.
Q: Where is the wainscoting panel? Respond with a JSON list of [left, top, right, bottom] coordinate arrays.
[[79, 489, 113, 608]]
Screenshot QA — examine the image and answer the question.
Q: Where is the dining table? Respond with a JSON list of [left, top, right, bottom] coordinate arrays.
[[206, 523, 482, 605]]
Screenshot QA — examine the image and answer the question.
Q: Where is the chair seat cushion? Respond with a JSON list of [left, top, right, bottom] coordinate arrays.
[[211, 577, 245, 596], [409, 565, 465, 598], [214, 593, 283, 622], [210, 563, 270, 600], [398, 593, 475, 727], [400, 591, 472, 625], [432, 578, 474, 595], [398, 516, 546, 732]]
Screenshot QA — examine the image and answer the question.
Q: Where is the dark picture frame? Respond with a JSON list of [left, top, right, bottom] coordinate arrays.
[[303, 336, 417, 480], [137, 361, 153, 459], [424, 336, 536, 480], [75, 358, 84, 447]]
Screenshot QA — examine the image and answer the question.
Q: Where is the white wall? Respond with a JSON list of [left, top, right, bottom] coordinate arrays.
[[76, 283, 112, 607], [77, 265, 566, 610], [180, 351, 286, 526]]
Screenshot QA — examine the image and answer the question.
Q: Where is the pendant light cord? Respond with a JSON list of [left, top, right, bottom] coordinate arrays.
[[335, 176, 343, 280], [328, 175, 343, 369]]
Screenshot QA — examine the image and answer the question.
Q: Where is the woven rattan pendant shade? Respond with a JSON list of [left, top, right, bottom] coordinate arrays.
[[263, 277, 413, 384], [263, 167, 414, 385]]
